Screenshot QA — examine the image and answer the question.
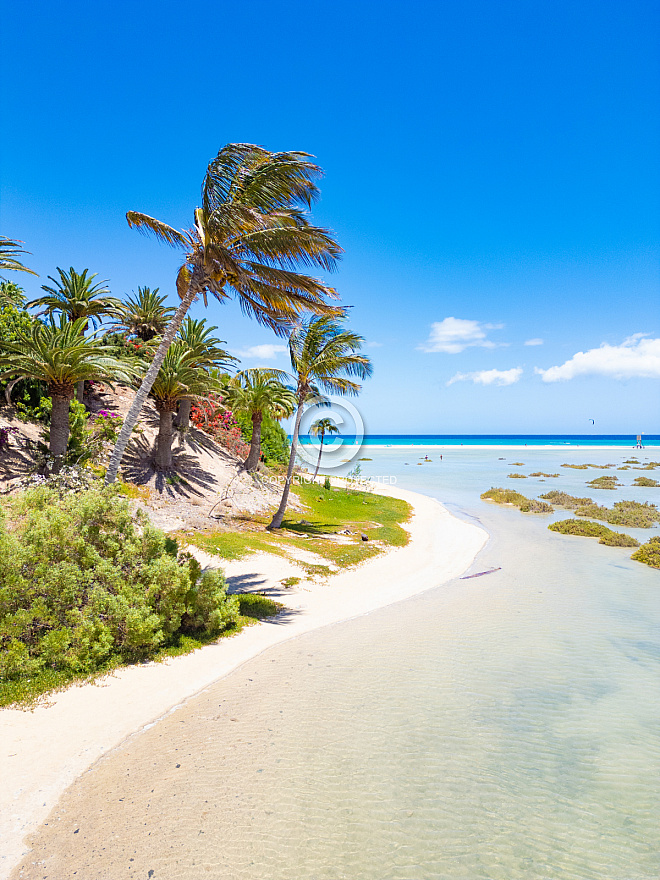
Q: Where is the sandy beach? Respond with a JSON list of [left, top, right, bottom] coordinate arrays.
[[0, 483, 486, 879]]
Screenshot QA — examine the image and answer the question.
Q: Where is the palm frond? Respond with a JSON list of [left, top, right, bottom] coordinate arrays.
[[126, 212, 190, 249], [0, 236, 38, 276]]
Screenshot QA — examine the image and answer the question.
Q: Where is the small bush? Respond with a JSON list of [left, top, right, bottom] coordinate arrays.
[[323, 476, 331, 491], [633, 477, 660, 487], [540, 491, 593, 509], [237, 593, 280, 618], [631, 537, 660, 569], [0, 487, 239, 691], [587, 475, 619, 489], [548, 519, 639, 547], [481, 487, 553, 513]]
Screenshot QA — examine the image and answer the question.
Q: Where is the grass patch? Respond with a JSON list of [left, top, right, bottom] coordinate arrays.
[[633, 477, 660, 487], [183, 483, 412, 576], [511, 461, 525, 466], [587, 476, 619, 489], [562, 463, 589, 469], [280, 576, 301, 588], [540, 491, 595, 509], [631, 537, 660, 569], [548, 519, 639, 547], [481, 487, 553, 513], [541, 492, 659, 528], [236, 593, 281, 619], [529, 472, 560, 478], [508, 473, 527, 478]]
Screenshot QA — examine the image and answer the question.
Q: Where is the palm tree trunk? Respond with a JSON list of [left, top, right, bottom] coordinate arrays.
[[312, 431, 325, 479], [50, 394, 71, 473], [267, 399, 304, 530], [154, 408, 174, 470], [104, 283, 199, 485], [173, 397, 192, 430], [243, 411, 263, 472], [75, 380, 85, 404]]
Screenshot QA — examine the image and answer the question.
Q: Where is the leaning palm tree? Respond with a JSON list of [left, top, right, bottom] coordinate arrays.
[[267, 317, 372, 530], [113, 286, 175, 341], [27, 267, 121, 402], [173, 317, 238, 430], [148, 343, 223, 470], [104, 142, 342, 485], [223, 369, 296, 472], [0, 317, 137, 470], [310, 417, 340, 479], [0, 236, 38, 277]]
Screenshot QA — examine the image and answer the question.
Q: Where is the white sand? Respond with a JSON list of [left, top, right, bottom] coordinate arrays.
[[0, 484, 486, 879]]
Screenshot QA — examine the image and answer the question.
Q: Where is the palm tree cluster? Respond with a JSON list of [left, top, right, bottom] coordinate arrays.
[[1, 142, 373, 524]]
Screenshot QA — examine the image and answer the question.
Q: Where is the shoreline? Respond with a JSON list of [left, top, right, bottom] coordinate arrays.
[[300, 444, 657, 450], [0, 483, 487, 880]]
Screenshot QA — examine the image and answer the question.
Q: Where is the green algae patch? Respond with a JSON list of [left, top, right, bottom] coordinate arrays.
[[631, 537, 660, 569], [481, 487, 553, 513], [548, 519, 639, 547]]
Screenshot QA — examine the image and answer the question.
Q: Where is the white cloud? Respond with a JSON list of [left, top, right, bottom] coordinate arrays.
[[447, 367, 523, 387], [418, 317, 504, 353], [236, 344, 287, 360], [524, 338, 544, 346], [535, 335, 660, 382]]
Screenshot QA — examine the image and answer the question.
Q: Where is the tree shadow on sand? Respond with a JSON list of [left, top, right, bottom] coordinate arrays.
[[121, 434, 221, 499]]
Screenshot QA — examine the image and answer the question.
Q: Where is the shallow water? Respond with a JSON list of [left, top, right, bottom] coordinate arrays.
[[17, 449, 660, 879]]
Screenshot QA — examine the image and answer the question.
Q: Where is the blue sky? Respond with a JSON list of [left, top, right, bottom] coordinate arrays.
[[2, 0, 658, 434]]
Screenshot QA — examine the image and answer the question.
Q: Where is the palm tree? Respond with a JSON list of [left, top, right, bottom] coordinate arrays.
[[0, 236, 38, 277], [0, 317, 136, 470], [267, 317, 372, 530], [104, 142, 342, 485], [147, 343, 223, 470], [223, 369, 296, 472], [173, 317, 238, 431], [310, 417, 340, 479], [0, 281, 26, 308], [27, 267, 121, 402], [113, 286, 175, 341]]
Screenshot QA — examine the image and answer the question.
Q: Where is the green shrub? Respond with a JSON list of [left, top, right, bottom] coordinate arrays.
[[323, 476, 331, 491], [548, 519, 639, 547], [631, 537, 660, 569], [237, 593, 280, 619], [633, 477, 660, 487], [481, 487, 553, 513], [540, 491, 593, 509], [0, 487, 239, 686], [587, 475, 619, 489]]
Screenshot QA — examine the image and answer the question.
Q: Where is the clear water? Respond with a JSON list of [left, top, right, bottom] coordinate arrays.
[[296, 434, 660, 448], [17, 449, 660, 879]]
